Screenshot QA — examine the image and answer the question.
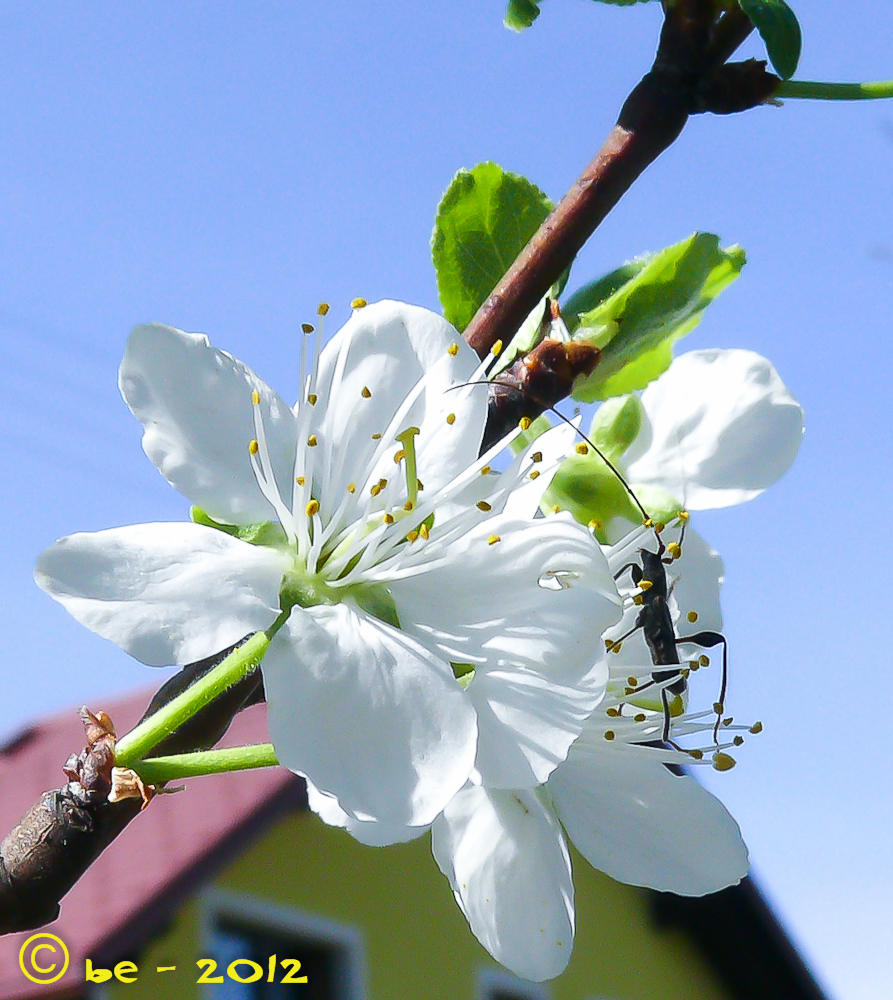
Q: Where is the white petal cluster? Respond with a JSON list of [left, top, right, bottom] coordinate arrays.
[[35, 300, 621, 832]]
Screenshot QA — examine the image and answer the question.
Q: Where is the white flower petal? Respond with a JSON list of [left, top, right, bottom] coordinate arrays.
[[263, 602, 476, 827], [34, 523, 289, 666], [432, 785, 574, 982], [310, 301, 485, 506], [625, 349, 804, 509], [120, 323, 298, 524], [391, 512, 621, 787], [671, 527, 724, 635], [304, 778, 429, 847], [550, 749, 748, 895]]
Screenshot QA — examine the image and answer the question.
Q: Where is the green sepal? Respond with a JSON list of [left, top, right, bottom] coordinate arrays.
[[567, 233, 745, 402], [190, 507, 288, 548], [588, 394, 644, 461], [432, 162, 553, 333], [739, 0, 802, 80], [543, 454, 641, 535]]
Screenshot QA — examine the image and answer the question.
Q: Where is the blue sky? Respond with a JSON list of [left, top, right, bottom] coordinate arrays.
[[1, 3, 890, 997]]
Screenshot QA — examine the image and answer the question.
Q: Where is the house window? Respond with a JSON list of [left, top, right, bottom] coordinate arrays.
[[201, 889, 365, 1000], [477, 968, 550, 1000]]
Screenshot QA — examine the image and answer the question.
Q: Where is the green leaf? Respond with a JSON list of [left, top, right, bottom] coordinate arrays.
[[567, 233, 746, 402], [505, 0, 543, 31], [739, 0, 802, 80], [506, 0, 654, 31], [432, 162, 553, 333]]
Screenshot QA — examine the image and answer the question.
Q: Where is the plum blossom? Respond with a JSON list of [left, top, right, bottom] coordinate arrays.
[[431, 522, 749, 982], [35, 300, 621, 830]]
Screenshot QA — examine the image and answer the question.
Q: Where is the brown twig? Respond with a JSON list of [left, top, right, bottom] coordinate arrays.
[[463, 2, 765, 362], [0, 641, 262, 934]]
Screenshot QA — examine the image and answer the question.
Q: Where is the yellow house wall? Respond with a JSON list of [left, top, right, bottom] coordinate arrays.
[[110, 807, 732, 1000]]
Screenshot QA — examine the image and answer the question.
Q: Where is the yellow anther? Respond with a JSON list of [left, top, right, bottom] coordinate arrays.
[[362, 386, 372, 398], [491, 339, 503, 356], [667, 542, 682, 559], [529, 470, 540, 480], [700, 655, 710, 667], [712, 752, 737, 772], [417, 479, 424, 491], [723, 717, 733, 727], [371, 484, 382, 497], [606, 707, 620, 718], [317, 302, 330, 316], [531, 451, 542, 463], [627, 676, 637, 687], [678, 509, 690, 522], [347, 482, 356, 494], [687, 610, 699, 623], [404, 500, 414, 511], [419, 523, 429, 540], [308, 435, 318, 447], [551, 504, 560, 514], [653, 520, 666, 534], [477, 501, 492, 512], [633, 594, 644, 606], [604, 639, 616, 651], [378, 478, 388, 489], [249, 439, 259, 455], [588, 518, 601, 531], [713, 701, 724, 714], [394, 449, 406, 464], [689, 749, 704, 761], [634, 713, 646, 723], [681, 667, 691, 679], [638, 579, 653, 592], [644, 518, 653, 528], [446, 413, 456, 425], [519, 416, 532, 431], [305, 500, 320, 517], [488, 535, 501, 545], [749, 721, 764, 735], [480, 465, 491, 476], [610, 641, 622, 653], [604, 731, 616, 742], [575, 443, 589, 455], [308, 393, 318, 406], [372, 432, 382, 440], [251, 390, 261, 405], [383, 513, 395, 525], [406, 530, 419, 543], [448, 342, 459, 357], [689, 660, 700, 671], [733, 735, 744, 746], [351, 297, 367, 309], [296, 476, 306, 486], [301, 323, 315, 334]]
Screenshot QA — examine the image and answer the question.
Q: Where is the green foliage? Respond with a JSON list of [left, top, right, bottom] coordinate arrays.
[[739, 0, 802, 80], [566, 233, 745, 402], [504, 0, 543, 31], [505, 0, 653, 32], [432, 162, 553, 333]]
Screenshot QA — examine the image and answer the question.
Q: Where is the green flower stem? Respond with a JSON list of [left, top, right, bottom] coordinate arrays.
[[132, 743, 279, 783], [115, 611, 289, 767], [776, 80, 893, 101]]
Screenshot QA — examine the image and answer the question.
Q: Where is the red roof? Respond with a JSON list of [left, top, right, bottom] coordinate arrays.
[[0, 689, 302, 999]]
